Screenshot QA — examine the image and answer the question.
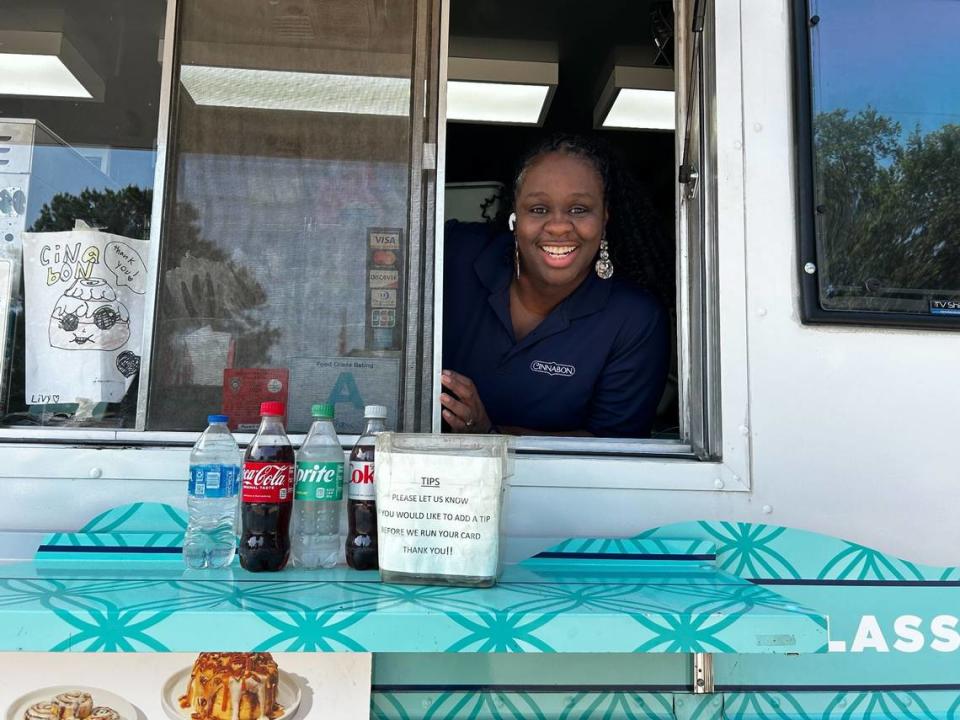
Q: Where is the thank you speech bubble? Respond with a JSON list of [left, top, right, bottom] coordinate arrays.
[[105, 241, 146, 294]]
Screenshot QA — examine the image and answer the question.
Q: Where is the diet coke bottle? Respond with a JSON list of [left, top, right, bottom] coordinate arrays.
[[346, 405, 387, 570], [240, 401, 294, 572]]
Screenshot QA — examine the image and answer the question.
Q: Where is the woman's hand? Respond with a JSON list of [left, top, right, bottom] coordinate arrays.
[[440, 370, 492, 433]]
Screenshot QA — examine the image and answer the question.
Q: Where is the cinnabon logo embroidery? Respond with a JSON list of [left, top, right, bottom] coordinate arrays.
[[530, 360, 576, 377]]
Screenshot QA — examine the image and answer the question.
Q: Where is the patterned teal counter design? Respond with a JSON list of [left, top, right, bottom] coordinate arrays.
[[0, 504, 828, 653]]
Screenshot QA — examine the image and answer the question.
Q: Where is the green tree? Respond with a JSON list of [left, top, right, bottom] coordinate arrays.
[[29, 185, 153, 239], [814, 108, 960, 306]]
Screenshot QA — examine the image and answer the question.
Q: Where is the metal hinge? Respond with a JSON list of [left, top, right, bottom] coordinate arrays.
[[692, 652, 714, 694], [423, 142, 437, 170]]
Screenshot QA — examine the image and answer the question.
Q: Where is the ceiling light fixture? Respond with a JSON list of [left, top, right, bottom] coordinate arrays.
[[595, 65, 675, 131], [446, 57, 557, 126], [0, 31, 104, 101], [180, 65, 411, 116]]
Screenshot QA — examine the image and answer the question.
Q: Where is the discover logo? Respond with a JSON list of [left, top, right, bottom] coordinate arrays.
[[530, 360, 576, 377]]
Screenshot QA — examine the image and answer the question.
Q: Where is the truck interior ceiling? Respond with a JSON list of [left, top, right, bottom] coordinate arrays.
[[443, 0, 679, 438]]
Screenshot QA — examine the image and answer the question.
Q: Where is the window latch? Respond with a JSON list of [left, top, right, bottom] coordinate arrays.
[[679, 163, 699, 200]]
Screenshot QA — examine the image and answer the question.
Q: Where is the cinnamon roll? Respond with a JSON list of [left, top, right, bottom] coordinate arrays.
[[179, 652, 284, 720], [23, 703, 61, 720], [88, 708, 120, 720], [55, 691, 93, 719]]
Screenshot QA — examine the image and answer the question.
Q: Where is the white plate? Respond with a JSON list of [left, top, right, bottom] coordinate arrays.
[[5, 686, 137, 720], [161, 666, 301, 720]]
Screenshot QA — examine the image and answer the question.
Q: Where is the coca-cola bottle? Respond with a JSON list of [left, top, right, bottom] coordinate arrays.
[[240, 401, 294, 572], [346, 404, 387, 570]]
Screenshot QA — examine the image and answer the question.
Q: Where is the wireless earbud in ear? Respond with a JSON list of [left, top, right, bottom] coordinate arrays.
[[508, 212, 516, 232]]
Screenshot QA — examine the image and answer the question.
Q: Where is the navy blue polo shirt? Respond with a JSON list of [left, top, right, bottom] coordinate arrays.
[[442, 222, 669, 438]]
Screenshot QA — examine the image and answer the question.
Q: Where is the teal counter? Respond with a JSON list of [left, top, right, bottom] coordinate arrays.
[[0, 505, 828, 654]]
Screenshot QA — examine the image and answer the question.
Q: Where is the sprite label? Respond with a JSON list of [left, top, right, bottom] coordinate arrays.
[[294, 460, 343, 502]]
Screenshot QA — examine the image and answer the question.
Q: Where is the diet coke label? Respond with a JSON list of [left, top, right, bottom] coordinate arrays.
[[348, 461, 376, 501], [242, 461, 294, 503]]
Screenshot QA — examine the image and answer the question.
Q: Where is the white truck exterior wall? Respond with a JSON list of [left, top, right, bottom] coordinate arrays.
[[1, 1, 956, 567]]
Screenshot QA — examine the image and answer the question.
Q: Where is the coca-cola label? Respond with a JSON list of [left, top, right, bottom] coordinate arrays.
[[242, 461, 294, 503], [295, 460, 343, 502], [348, 460, 376, 501]]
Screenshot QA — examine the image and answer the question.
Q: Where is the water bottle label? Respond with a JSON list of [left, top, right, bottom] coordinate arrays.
[[189, 464, 240, 499], [295, 461, 344, 502]]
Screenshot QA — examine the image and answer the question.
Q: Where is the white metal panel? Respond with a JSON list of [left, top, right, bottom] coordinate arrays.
[[731, 0, 960, 566]]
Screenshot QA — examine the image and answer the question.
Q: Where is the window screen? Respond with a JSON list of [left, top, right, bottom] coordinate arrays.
[[147, 0, 419, 433]]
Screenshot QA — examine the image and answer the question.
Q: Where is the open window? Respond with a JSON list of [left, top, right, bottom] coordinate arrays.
[[435, 0, 720, 458], [0, 0, 726, 479]]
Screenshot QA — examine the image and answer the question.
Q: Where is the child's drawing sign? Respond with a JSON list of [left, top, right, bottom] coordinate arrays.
[[22, 230, 148, 406], [104, 241, 147, 294]]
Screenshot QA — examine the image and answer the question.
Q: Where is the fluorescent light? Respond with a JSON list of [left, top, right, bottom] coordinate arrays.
[[0, 31, 103, 100], [447, 81, 551, 125], [180, 65, 410, 116], [0, 54, 91, 98], [446, 56, 557, 126], [603, 88, 675, 130], [594, 64, 675, 132]]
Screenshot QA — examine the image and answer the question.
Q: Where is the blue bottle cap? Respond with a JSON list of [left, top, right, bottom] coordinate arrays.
[[208, 414, 229, 424]]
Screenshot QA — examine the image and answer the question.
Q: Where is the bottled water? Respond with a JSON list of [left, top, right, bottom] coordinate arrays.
[[184, 415, 242, 569], [292, 404, 344, 569]]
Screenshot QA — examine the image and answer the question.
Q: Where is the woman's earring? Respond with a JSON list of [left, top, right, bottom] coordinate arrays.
[[509, 213, 519, 279], [595, 236, 614, 280]]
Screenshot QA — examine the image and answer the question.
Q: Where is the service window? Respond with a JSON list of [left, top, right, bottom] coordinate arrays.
[[0, 0, 723, 470], [439, 0, 684, 446], [0, 0, 433, 436], [795, 0, 960, 328]]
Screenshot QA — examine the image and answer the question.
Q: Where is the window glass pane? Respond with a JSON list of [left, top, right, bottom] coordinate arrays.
[[147, 1, 416, 433], [0, 1, 165, 428], [810, 0, 960, 315]]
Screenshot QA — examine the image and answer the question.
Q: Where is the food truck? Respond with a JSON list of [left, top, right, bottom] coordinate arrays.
[[0, 0, 958, 718]]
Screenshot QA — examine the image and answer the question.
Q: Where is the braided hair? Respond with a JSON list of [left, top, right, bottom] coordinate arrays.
[[507, 134, 675, 310]]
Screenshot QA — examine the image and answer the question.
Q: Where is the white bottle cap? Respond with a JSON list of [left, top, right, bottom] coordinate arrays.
[[365, 404, 388, 419]]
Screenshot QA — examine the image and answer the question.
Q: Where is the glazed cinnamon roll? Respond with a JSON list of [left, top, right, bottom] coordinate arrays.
[[88, 708, 120, 720], [55, 691, 93, 719], [23, 703, 61, 720]]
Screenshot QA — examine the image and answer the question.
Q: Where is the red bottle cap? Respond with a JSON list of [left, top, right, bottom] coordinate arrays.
[[260, 401, 285, 417]]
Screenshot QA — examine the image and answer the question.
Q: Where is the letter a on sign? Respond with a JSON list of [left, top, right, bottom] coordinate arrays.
[[328, 372, 364, 410], [851, 615, 889, 653]]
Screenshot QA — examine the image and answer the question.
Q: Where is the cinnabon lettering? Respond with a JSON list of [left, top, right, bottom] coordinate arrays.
[[530, 360, 576, 377]]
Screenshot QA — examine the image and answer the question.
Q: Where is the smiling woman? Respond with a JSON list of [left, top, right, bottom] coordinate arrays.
[[441, 134, 670, 438]]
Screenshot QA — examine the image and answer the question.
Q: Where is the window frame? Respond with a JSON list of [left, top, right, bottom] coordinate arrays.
[[792, 0, 960, 331], [0, 0, 753, 496], [430, 0, 746, 468]]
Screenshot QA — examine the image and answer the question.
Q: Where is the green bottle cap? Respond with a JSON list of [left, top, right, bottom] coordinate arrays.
[[312, 403, 335, 419]]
